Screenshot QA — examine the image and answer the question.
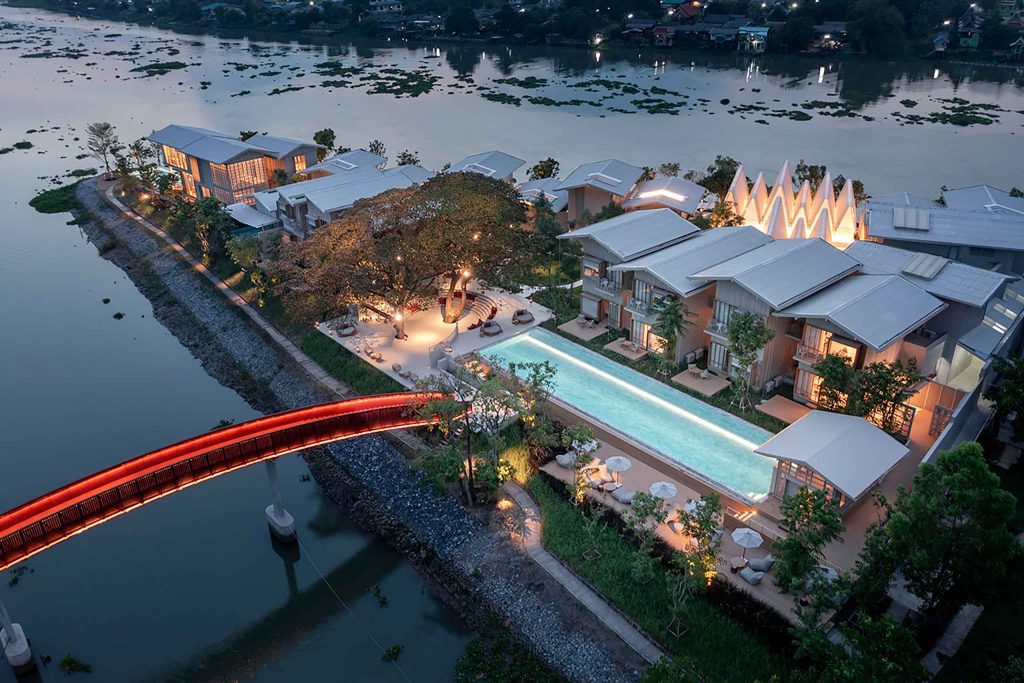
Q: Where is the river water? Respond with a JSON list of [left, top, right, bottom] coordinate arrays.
[[0, 5, 1022, 680]]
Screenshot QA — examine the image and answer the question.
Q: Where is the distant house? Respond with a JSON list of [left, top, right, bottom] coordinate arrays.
[[812, 21, 847, 49], [653, 24, 677, 46], [368, 0, 403, 14], [517, 177, 569, 226], [148, 125, 319, 204], [862, 185, 1024, 274], [621, 175, 709, 218], [300, 148, 387, 179], [737, 25, 769, 53], [448, 150, 526, 183], [958, 6, 984, 48]]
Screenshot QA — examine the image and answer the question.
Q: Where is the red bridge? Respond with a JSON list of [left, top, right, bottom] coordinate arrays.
[[0, 393, 443, 573]]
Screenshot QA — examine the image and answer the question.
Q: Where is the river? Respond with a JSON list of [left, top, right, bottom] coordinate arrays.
[[0, 5, 1022, 680]]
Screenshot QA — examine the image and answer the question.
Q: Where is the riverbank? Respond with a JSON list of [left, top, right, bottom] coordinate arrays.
[[72, 178, 649, 682]]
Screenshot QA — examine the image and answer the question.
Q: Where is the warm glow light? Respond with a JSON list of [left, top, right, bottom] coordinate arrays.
[[638, 189, 688, 203], [472, 232, 480, 240], [497, 499, 513, 510], [943, 19, 951, 25], [462, 269, 471, 278], [395, 313, 403, 321]]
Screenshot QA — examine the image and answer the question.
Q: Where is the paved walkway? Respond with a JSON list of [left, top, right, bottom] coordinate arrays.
[[503, 482, 665, 665], [102, 181, 657, 667]]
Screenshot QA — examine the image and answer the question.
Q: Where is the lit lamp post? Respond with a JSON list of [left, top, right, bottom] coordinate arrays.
[[393, 311, 408, 340]]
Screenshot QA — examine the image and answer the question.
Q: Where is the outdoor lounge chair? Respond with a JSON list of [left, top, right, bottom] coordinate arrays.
[[700, 369, 709, 380], [611, 487, 635, 505], [748, 554, 774, 572], [480, 321, 502, 337], [398, 369, 412, 379], [739, 567, 765, 586], [391, 363, 402, 372]]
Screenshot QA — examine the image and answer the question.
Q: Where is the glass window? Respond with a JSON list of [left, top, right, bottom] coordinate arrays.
[[210, 163, 230, 189], [293, 154, 307, 172], [709, 341, 729, 372], [226, 158, 268, 192], [633, 280, 652, 307], [162, 145, 188, 170], [182, 175, 197, 199]]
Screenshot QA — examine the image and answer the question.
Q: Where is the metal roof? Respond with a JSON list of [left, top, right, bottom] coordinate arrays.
[[755, 410, 909, 501], [275, 166, 385, 204], [557, 208, 699, 261], [693, 238, 861, 310], [942, 185, 1024, 216], [224, 202, 279, 228], [864, 201, 1024, 252], [622, 176, 707, 215], [449, 150, 525, 180], [305, 166, 431, 215], [147, 124, 274, 164], [303, 149, 387, 176], [845, 240, 1011, 308], [868, 192, 940, 209], [775, 274, 946, 351], [958, 282, 1024, 360], [517, 177, 569, 213], [609, 226, 771, 297], [243, 134, 316, 160], [555, 159, 645, 196]]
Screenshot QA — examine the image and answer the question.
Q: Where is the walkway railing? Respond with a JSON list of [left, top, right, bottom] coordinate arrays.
[[0, 393, 444, 572]]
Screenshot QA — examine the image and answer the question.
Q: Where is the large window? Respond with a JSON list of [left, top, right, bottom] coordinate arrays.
[[293, 154, 307, 172], [162, 145, 188, 170], [709, 341, 729, 372], [713, 300, 736, 324], [633, 280, 652, 309], [210, 163, 230, 189], [226, 158, 268, 192]]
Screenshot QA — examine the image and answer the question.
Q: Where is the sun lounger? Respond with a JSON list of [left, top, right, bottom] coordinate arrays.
[[611, 487, 635, 505], [739, 567, 765, 586], [392, 363, 402, 372], [748, 554, 774, 572], [398, 369, 412, 379]]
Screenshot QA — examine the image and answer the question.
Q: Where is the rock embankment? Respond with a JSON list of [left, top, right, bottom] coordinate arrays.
[[74, 180, 646, 683]]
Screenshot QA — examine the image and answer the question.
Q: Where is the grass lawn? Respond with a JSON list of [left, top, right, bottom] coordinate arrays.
[[527, 477, 789, 683]]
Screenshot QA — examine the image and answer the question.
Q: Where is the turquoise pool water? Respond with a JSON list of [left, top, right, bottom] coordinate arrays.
[[481, 328, 776, 499]]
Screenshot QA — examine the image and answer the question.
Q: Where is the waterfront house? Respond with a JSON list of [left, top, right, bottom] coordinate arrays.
[[861, 185, 1024, 274], [755, 410, 909, 512], [608, 226, 772, 360], [448, 150, 526, 183], [737, 25, 769, 53], [149, 125, 319, 204], [556, 159, 646, 223], [299, 148, 387, 179], [557, 209, 700, 326], [517, 177, 569, 226]]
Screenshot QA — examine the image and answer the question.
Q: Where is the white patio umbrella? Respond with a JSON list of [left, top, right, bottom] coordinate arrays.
[[731, 527, 764, 559], [604, 455, 632, 483], [648, 481, 678, 500]]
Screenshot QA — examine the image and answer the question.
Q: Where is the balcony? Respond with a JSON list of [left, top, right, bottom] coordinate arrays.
[[794, 344, 824, 365], [705, 318, 729, 339], [582, 275, 622, 302], [625, 298, 655, 319]]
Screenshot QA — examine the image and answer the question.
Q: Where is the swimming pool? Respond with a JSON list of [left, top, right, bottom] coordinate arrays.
[[480, 328, 776, 500]]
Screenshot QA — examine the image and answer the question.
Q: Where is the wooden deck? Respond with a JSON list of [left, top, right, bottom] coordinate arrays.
[[557, 318, 609, 341], [756, 395, 812, 424], [671, 368, 730, 397]]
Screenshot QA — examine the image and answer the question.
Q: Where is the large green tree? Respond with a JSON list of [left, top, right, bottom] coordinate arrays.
[[651, 296, 694, 361], [985, 356, 1024, 443], [685, 155, 740, 199], [854, 442, 1017, 622], [848, 0, 907, 55], [726, 311, 774, 410], [773, 487, 845, 594], [269, 172, 528, 336], [312, 128, 336, 161]]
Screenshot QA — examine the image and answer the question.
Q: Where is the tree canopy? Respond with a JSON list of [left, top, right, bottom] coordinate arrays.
[[269, 172, 529, 324]]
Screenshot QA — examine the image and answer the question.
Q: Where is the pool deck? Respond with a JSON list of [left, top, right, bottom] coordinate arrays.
[[557, 318, 609, 342], [671, 368, 730, 397], [603, 338, 649, 361]]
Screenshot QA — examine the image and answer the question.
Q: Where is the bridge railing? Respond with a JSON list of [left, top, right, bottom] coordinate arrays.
[[0, 394, 440, 572]]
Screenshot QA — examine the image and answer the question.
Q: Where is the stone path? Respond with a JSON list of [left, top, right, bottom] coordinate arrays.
[[503, 482, 665, 665], [103, 181, 660, 670]]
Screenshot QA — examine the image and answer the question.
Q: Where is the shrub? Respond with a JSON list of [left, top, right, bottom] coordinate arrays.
[[501, 442, 533, 485], [300, 331, 403, 395], [29, 182, 80, 214]]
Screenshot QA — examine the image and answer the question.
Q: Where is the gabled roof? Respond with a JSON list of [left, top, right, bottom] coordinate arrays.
[[449, 150, 525, 179], [622, 176, 707, 215], [609, 226, 771, 298], [225, 202, 279, 228], [864, 201, 1024, 252], [304, 149, 387, 176], [869, 192, 940, 209], [557, 208, 699, 262], [958, 281, 1024, 360], [844, 240, 1011, 308], [275, 166, 385, 205], [775, 275, 946, 351], [305, 166, 432, 215], [148, 124, 273, 165], [941, 185, 1024, 216], [517, 177, 569, 214], [755, 410, 909, 501], [693, 239, 861, 310], [556, 159, 645, 197], [244, 134, 317, 160]]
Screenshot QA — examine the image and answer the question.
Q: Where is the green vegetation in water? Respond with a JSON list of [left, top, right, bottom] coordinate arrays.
[[362, 68, 439, 98], [68, 168, 97, 177], [631, 98, 685, 115], [102, 298, 111, 304], [900, 99, 918, 108], [268, 85, 304, 95], [230, 90, 251, 97], [493, 76, 548, 89], [0, 148, 12, 155], [381, 645, 404, 662], [526, 95, 600, 108], [483, 92, 521, 106], [13, 141, 33, 150], [313, 61, 365, 78], [29, 182, 79, 214], [112, 312, 125, 320], [59, 654, 92, 674], [454, 625, 562, 683], [21, 49, 88, 59], [129, 60, 189, 76], [368, 584, 388, 607]]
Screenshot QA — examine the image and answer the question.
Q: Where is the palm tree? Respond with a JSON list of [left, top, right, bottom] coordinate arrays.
[[651, 296, 694, 362]]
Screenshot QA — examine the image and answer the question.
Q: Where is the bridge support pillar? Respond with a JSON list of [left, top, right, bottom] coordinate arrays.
[[0, 598, 33, 674], [264, 461, 296, 543]]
